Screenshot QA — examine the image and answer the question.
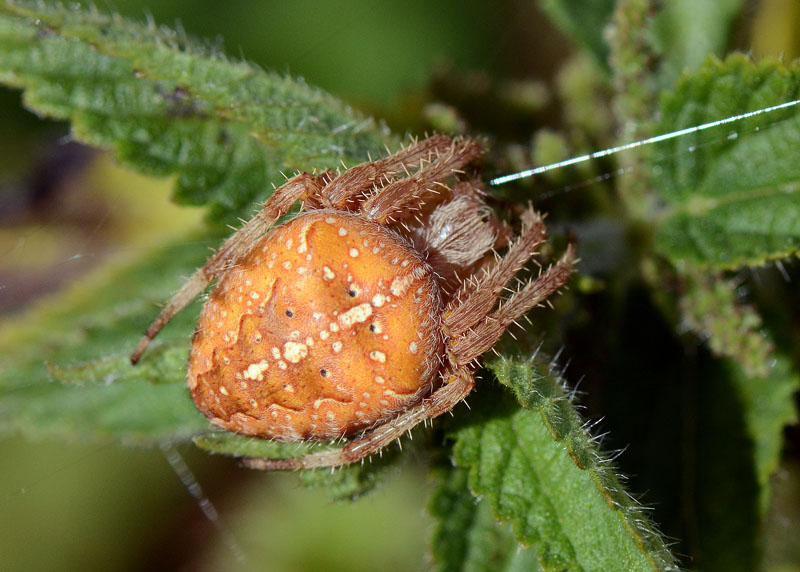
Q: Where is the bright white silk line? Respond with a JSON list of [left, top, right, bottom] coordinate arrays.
[[489, 98, 800, 186]]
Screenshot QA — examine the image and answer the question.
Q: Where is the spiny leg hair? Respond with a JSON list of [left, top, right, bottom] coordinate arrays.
[[360, 138, 483, 223], [443, 208, 548, 338], [320, 134, 455, 209], [448, 245, 576, 368]]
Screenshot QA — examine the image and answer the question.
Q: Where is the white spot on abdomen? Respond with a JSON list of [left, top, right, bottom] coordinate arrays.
[[338, 303, 373, 329], [242, 359, 270, 381], [283, 342, 309, 363]]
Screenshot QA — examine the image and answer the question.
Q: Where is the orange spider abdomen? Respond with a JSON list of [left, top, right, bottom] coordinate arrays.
[[188, 211, 444, 441]]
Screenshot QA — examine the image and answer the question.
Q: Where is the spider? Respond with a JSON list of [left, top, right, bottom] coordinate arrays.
[[130, 135, 575, 470]]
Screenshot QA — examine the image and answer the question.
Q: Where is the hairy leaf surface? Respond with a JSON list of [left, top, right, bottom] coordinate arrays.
[[653, 56, 800, 268], [447, 358, 679, 571], [0, 1, 394, 224], [0, 233, 212, 442], [430, 462, 540, 572]]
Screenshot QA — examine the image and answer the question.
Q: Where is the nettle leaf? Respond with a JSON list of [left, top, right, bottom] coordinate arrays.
[[684, 351, 799, 569], [448, 357, 678, 572], [430, 462, 540, 572], [194, 432, 399, 501], [652, 0, 744, 86], [731, 355, 800, 513], [0, 232, 214, 443], [0, 1, 394, 225], [652, 55, 800, 268]]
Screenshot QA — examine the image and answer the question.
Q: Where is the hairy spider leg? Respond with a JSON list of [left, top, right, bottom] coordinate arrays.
[[360, 138, 483, 223], [443, 209, 548, 338], [319, 135, 455, 208], [448, 245, 576, 367]]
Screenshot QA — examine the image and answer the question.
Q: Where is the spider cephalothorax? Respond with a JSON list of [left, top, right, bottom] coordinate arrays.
[[131, 135, 575, 469]]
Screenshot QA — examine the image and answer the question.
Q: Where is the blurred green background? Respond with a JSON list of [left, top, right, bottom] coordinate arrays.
[[1, 1, 799, 571]]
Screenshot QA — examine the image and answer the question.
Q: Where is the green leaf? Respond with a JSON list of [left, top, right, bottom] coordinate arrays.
[[194, 431, 399, 501], [538, 0, 616, 65], [652, 0, 744, 85], [677, 267, 800, 511], [653, 55, 800, 268], [0, 231, 216, 443], [733, 356, 800, 513], [0, 1, 394, 225], [430, 462, 540, 572], [449, 358, 678, 572], [681, 352, 798, 568]]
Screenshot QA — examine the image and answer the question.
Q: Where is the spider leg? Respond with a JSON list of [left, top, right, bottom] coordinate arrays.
[[242, 367, 475, 470], [319, 135, 455, 209], [443, 209, 548, 338], [318, 136, 452, 209], [130, 172, 329, 364], [448, 245, 576, 367], [359, 138, 483, 223]]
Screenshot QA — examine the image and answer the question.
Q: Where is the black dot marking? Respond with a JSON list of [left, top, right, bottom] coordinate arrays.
[[320, 368, 328, 377], [369, 324, 377, 332], [348, 287, 358, 297], [285, 309, 294, 318]]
